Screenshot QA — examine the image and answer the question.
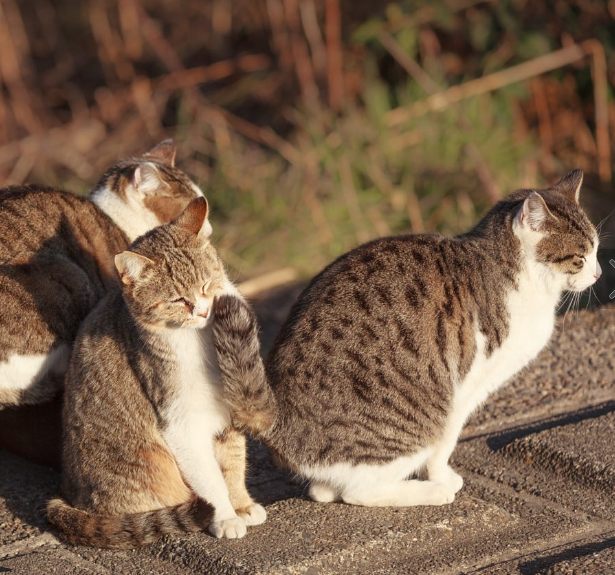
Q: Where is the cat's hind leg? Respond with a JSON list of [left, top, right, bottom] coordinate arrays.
[[302, 450, 454, 508], [308, 481, 339, 503], [214, 428, 266, 526], [342, 479, 454, 507]]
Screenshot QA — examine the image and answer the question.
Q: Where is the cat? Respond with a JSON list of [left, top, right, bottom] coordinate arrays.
[[0, 140, 210, 407], [47, 197, 271, 547], [218, 169, 601, 508]]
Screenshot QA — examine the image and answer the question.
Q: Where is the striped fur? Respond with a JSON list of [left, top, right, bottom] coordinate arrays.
[[264, 170, 600, 507], [47, 497, 214, 549], [213, 294, 277, 436], [51, 199, 266, 547], [0, 141, 203, 408]]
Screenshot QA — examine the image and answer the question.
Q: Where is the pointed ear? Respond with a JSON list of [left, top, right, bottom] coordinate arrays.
[[552, 168, 583, 204], [173, 197, 211, 238], [115, 251, 154, 285], [144, 140, 176, 167], [132, 163, 167, 196], [517, 192, 557, 232]]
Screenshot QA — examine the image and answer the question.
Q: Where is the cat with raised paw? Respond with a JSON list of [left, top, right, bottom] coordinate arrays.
[[0, 140, 208, 407], [218, 170, 601, 508], [47, 197, 273, 547]]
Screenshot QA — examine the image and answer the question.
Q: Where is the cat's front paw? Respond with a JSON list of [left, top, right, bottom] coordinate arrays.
[[209, 516, 247, 539], [429, 465, 464, 494], [236, 503, 267, 526]]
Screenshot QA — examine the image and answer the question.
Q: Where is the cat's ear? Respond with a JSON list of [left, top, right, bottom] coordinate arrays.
[[173, 197, 212, 238], [115, 251, 154, 285], [132, 163, 166, 196], [551, 168, 583, 204], [144, 140, 176, 167], [517, 192, 557, 232]]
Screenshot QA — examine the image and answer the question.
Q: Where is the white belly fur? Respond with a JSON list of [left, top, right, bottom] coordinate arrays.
[[0, 344, 70, 392]]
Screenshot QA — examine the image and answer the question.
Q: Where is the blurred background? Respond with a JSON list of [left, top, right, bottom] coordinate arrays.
[[0, 0, 614, 301]]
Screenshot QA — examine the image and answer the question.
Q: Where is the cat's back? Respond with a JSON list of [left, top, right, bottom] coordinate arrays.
[[268, 233, 463, 362], [0, 185, 127, 267]]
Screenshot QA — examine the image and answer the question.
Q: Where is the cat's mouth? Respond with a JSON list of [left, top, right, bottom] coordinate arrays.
[[182, 316, 210, 329]]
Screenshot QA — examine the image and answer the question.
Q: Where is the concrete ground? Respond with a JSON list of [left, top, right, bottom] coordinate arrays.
[[1, 289, 614, 574]]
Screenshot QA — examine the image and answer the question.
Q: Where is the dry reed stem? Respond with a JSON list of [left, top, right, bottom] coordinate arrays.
[[0, 0, 40, 135], [298, 133, 334, 243], [381, 31, 501, 201], [379, 33, 441, 95], [583, 39, 611, 183], [266, 0, 294, 75], [283, 0, 320, 109], [387, 40, 611, 184], [386, 43, 587, 125], [531, 78, 553, 154], [299, 0, 328, 81], [216, 108, 304, 166], [325, 0, 343, 112], [155, 55, 272, 91], [238, 267, 300, 297], [339, 157, 369, 244]]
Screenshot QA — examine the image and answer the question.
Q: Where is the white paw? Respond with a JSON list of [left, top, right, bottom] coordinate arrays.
[[427, 483, 456, 506], [237, 503, 267, 526], [309, 482, 337, 503], [209, 516, 247, 539], [429, 465, 464, 494]]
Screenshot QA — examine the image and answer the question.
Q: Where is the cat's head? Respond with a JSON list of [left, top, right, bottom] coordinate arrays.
[[511, 169, 600, 293], [89, 140, 211, 242], [114, 197, 226, 330]]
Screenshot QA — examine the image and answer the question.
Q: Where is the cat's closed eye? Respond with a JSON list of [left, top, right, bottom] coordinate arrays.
[[172, 297, 193, 310]]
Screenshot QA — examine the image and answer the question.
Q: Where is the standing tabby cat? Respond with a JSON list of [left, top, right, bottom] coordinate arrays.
[[47, 198, 271, 547], [218, 170, 601, 507], [0, 141, 208, 406]]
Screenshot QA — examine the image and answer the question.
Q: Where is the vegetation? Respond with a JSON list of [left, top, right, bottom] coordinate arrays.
[[0, 0, 613, 280]]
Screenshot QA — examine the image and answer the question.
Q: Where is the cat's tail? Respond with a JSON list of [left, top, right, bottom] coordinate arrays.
[[46, 496, 214, 548], [213, 293, 278, 438]]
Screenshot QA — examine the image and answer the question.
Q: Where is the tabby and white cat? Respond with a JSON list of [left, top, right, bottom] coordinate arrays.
[[47, 198, 271, 547], [219, 170, 601, 507], [0, 141, 208, 407]]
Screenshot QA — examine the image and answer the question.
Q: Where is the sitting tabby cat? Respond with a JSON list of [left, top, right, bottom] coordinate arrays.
[[0, 141, 209, 407], [218, 169, 601, 508], [47, 197, 272, 547]]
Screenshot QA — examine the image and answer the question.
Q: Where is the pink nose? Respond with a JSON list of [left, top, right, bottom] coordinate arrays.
[[197, 309, 209, 318], [594, 273, 601, 280]]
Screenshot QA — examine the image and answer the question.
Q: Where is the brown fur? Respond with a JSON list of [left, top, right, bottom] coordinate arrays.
[[0, 141, 203, 408], [48, 199, 266, 547]]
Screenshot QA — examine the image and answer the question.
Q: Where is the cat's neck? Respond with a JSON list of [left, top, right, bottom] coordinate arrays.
[[89, 185, 161, 242]]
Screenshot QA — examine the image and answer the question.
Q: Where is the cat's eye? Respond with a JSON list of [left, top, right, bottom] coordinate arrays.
[[172, 297, 190, 307], [201, 283, 209, 296]]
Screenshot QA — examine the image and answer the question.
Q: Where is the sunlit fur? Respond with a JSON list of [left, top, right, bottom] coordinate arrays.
[[232, 169, 602, 508], [48, 199, 267, 547]]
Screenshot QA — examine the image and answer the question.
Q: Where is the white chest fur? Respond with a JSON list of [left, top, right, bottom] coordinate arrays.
[[457, 267, 560, 410], [163, 324, 230, 441]]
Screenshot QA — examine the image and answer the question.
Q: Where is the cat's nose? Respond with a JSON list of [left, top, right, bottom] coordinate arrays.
[[197, 309, 209, 318], [594, 261, 602, 280]]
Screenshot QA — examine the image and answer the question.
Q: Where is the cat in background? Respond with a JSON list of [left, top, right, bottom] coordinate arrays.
[[0, 140, 210, 407], [216, 169, 601, 508], [47, 197, 272, 547]]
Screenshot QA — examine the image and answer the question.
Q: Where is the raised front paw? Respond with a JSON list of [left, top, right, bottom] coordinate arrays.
[[236, 503, 267, 526], [209, 516, 247, 539], [429, 465, 464, 494]]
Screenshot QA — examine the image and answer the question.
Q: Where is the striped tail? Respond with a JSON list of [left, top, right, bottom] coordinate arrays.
[[213, 294, 277, 437], [46, 497, 214, 549]]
